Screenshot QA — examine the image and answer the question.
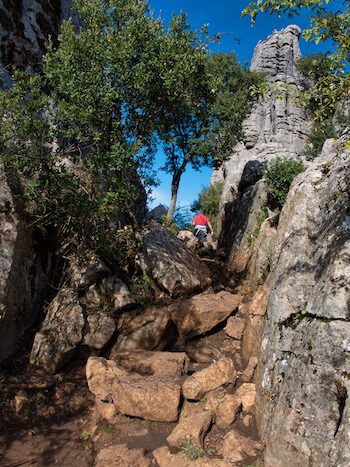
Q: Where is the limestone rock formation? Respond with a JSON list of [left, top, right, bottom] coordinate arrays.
[[95, 444, 151, 467], [169, 291, 242, 338], [212, 25, 311, 253], [142, 222, 211, 296], [182, 358, 236, 400], [0, 0, 74, 87], [256, 137, 350, 467], [0, 165, 48, 361], [112, 305, 175, 352], [112, 374, 181, 422]]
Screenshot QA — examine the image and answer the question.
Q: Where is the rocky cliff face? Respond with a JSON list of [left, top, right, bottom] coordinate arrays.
[[213, 25, 311, 255], [0, 0, 73, 86], [256, 135, 350, 467], [0, 165, 49, 361]]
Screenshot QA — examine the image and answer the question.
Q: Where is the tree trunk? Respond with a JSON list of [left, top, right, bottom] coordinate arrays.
[[166, 172, 181, 222]]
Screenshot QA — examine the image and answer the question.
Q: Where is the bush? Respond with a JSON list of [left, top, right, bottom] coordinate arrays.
[[305, 119, 337, 160], [265, 158, 306, 209]]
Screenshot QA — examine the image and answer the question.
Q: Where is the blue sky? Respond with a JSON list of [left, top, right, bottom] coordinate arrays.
[[147, 0, 328, 209]]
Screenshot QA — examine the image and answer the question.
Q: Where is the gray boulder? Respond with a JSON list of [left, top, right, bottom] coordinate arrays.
[[142, 222, 211, 296]]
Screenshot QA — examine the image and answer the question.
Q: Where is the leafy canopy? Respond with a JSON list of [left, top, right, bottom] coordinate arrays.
[[0, 0, 165, 261]]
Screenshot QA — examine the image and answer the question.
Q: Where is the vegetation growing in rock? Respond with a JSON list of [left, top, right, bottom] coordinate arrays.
[[265, 159, 306, 209], [180, 438, 205, 460], [247, 203, 269, 246]]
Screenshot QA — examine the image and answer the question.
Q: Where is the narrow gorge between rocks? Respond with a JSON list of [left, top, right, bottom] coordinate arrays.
[[1, 3, 350, 467]]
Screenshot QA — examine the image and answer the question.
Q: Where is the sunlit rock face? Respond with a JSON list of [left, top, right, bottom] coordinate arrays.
[[0, 0, 73, 86], [212, 25, 311, 247], [256, 137, 350, 467]]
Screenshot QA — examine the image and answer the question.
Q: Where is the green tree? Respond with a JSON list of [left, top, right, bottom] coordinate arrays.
[[154, 22, 264, 221], [0, 0, 164, 260], [242, 0, 350, 125]]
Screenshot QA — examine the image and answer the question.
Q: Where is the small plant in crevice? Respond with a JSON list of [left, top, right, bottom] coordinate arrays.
[[99, 425, 114, 435], [80, 430, 92, 441], [284, 307, 310, 329], [180, 438, 205, 460]]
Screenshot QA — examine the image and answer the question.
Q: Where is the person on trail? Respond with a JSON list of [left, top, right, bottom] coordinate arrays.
[[192, 212, 213, 244]]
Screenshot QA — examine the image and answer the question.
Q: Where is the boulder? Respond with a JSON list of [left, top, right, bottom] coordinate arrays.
[[69, 252, 110, 289], [224, 316, 246, 340], [95, 444, 151, 467], [182, 358, 236, 400], [241, 357, 259, 383], [112, 305, 175, 351], [30, 288, 85, 373], [82, 277, 136, 313], [167, 407, 213, 448], [184, 344, 223, 364], [83, 313, 116, 350], [112, 375, 181, 422], [204, 390, 241, 429], [236, 383, 256, 413], [177, 230, 197, 250], [86, 356, 127, 402], [94, 400, 117, 421], [169, 291, 242, 338], [153, 447, 231, 467], [142, 222, 211, 296], [220, 431, 262, 463], [109, 350, 189, 379]]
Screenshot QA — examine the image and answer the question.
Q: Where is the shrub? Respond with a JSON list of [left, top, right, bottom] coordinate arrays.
[[180, 439, 205, 460], [265, 158, 306, 209], [305, 119, 337, 160]]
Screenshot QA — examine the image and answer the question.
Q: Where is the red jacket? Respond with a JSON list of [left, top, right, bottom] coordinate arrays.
[[192, 213, 209, 226]]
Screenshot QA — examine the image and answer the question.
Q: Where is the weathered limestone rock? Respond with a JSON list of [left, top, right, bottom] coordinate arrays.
[[112, 305, 175, 351], [241, 357, 259, 383], [204, 389, 241, 429], [0, 1, 74, 87], [241, 314, 266, 364], [83, 313, 116, 350], [169, 291, 242, 338], [256, 138, 350, 467], [82, 277, 136, 312], [86, 357, 127, 402], [221, 431, 262, 463], [109, 350, 189, 378], [224, 316, 246, 340], [212, 25, 311, 245], [184, 344, 223, 364], [112, 375, 181, 422], [236, 383, 256, 413], [95, 444, 151, 467], [0, 165, 48, 361], [69, 252, 110, 289], [142, 222, 211, 296], [167, 408, 213, 448], [30, 288, 85, 373], [94, 400, 117, 421], [177, 230, 197, 250], [153, 447, 231, 467], [182, 358, 236, 400]]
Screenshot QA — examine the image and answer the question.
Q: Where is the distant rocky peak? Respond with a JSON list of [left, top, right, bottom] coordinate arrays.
[[251, 25, 302, 83]]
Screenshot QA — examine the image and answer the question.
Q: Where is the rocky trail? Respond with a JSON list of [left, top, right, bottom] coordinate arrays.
[[0, 245, 264, 467]]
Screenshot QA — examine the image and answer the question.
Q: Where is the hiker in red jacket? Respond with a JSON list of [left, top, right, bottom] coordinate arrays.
[[192, 212, 213, 243]]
